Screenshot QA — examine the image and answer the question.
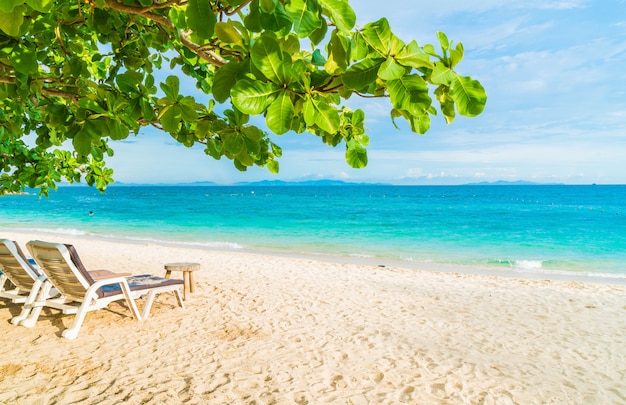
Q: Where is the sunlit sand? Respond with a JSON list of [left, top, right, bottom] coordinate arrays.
[[1, 231, 625, 404]]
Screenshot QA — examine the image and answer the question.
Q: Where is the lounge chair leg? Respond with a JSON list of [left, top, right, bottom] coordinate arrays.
[[140, 290, 158, 320], [19, 281, 52, 327], [12, 279, 44, 325], [139, 286, 185, 319], [62, 301, 91, 340], [120, 281, 142, 321], [174, 288, 185, 309]]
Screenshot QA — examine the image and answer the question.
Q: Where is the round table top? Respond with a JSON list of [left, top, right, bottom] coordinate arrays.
[[164, 262, 201, 271]]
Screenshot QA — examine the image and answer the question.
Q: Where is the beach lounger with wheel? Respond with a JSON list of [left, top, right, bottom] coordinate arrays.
[[24, 240, 185, 339]]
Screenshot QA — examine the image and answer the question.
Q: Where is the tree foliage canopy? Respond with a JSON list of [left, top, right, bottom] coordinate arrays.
[[0, 0, 486, 194]]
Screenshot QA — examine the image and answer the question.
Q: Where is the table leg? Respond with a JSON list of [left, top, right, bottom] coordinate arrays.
[[183, 271, 190, 301], [165, 270, 172, 279]]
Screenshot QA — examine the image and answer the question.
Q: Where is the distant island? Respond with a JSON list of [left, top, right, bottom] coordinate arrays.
[[463, 180, 564, 186], [68, 180, 580, 187], [109, 180, 389, 187], [234, 180, 390, 186]]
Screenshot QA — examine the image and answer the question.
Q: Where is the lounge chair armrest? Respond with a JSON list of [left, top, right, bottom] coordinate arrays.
[[85, 277, 141, 320], [88, 276, 129, 288]]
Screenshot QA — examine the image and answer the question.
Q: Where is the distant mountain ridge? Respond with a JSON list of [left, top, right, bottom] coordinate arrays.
[[111, 180, 389, 187], [464, 180, 564, 186], [103, 180, 571, 187], [235, 179, 390, 186]]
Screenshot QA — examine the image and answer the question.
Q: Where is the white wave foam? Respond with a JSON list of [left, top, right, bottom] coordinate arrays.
[[348, 253, 375, 258], [514, 260, 543, 270], [30, 227, 88, 236], [99, 234, 245, 250]]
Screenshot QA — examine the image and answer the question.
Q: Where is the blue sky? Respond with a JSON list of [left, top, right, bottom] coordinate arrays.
[[109, 1, 626, 185]]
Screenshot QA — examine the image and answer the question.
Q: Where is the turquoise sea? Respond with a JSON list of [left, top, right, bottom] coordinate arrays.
[[1, 185, 625, 282]]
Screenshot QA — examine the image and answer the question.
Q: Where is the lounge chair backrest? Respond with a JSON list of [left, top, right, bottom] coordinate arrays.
[[27, 241, 95, 301], [0, 239, 42, 291]]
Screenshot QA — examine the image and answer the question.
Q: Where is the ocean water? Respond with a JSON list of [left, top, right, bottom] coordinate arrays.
[[1, 185, 625, 282]]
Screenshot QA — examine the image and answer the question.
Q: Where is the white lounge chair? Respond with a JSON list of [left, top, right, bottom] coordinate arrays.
[[25, 240, 185, 339], [0, 239, 55, 325]]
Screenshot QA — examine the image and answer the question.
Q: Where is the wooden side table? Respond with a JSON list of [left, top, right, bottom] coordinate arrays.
[[164, 262, 200, 301]]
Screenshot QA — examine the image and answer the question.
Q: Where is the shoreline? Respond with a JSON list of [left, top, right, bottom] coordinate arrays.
[[6, 228, 626, 286], [1, 231, 626, 403]]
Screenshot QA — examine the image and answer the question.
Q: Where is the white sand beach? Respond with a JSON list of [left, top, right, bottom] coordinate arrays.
[[1, 231, 625, 404]]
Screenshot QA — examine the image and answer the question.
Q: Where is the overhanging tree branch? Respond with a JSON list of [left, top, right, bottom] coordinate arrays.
[[102, 0, 226, 66], [0, 0, 486, 194]]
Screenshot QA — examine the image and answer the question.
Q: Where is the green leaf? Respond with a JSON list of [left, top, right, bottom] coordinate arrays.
[[450, 76, 487, 117], [423, 44, 436, 56], [160, 76, 180, 99], [215, 22, 244, 47], [435, 85, 456, 124], [387, 75, 431, 115], [390, 108, 431, 134], [251, 34, 284, 83], [318, 0, 356, 32], [271, 141, 283, 157], [12, 44, 38, 74], [0, 0, 23, 13], [411, 112, 431, 134], [282, 33, 301, 55], [311, 49, 326, 66], [437, 31, 450, 51], [205, 138, 222, 159], [107, 119, 129, 140], [231, 79, 278, 115], [342, 58, 384, 90], [242, 125, 264, 141], [159, 105, 182, 132], [378, 57, 406, 81], [222, 130, 244, 154], [73, 131, 92, 156], [244, 0, 262, 32], [115, 72, 142, 94], [449, 42, 464, 68], [83, 119, 109, 140], [303, 98, 316, 126], [260, 2, 292, 36], [389, 34, 405, 57], [186, 0, 215, 40], [351, 32, 369, 61], [259, 0, 276, 13], [431, 62, 455, 86], [346, 143, 368, 168], [285, 0, 321, 38], [395, 40, 433, 70], [179, 101, 199, 122], [222, 0, 248, 6], [360, 18, 391, 56], [308, 17, 328, 45], [266, 91, 294, 135], [24, 0, 53, 12], [78, 98, 107, 114], [311, 99, 340, 133], [325, 29, 349, 75], [267, 159, 279, 174], [213, 61, 245, 103]]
